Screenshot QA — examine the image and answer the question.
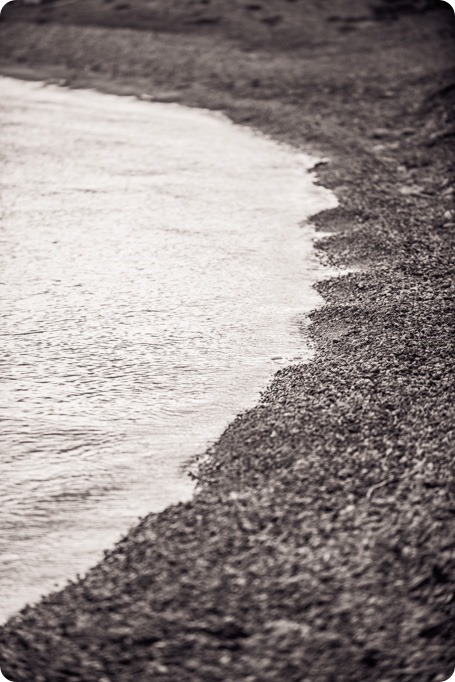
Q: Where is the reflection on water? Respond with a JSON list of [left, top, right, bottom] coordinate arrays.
[[0, 76, 336, 620]]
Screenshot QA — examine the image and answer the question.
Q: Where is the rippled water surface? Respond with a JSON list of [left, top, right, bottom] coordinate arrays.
[[0, 76, 336, 620]]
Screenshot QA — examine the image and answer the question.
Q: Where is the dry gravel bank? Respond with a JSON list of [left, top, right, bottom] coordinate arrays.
[[0, 1, 454, 680]]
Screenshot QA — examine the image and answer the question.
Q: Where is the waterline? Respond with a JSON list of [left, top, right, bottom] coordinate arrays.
[[0, 76, 337, 621]]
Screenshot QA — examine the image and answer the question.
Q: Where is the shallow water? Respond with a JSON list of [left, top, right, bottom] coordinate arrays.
[[0, 76, 336, 621]]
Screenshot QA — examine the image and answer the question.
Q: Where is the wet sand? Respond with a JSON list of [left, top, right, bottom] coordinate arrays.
[[0, 1, 454, 680]]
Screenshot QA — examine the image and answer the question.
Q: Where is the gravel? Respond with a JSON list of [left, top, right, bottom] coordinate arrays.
[[0, 1, 454, 680]]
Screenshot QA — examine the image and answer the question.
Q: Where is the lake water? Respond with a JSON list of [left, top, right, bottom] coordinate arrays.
[[0, 76, 336, 621]]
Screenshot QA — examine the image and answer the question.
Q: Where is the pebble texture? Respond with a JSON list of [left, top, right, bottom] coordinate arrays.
[[0, 1, 454, 680]]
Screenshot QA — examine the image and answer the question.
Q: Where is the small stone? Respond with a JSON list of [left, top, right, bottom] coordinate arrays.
[[399, 185, 424, 196], [371, 128, 390, 139], [269, 619, 311, 637]]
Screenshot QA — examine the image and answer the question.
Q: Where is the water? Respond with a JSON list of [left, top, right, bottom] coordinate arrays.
[[0, 76, 336, 621]]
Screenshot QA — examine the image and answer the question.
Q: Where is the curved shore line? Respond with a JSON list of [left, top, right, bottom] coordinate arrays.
[[0, 4, 454, 680]]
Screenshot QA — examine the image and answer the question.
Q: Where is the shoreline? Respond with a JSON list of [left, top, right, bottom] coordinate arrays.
[[0, 4, 454, 680], [0, 72, 336, 623]]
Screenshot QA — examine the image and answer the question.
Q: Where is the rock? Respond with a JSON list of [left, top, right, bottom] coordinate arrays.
[[371, 128, 391, 139], [399, 185, 425, 195]]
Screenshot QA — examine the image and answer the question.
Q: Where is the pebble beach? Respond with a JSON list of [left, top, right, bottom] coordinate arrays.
[[0, 1, 454, 680]]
